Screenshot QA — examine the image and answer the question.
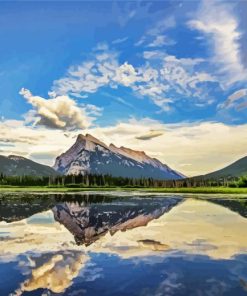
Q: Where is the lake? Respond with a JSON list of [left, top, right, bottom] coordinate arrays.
[[0, 192, 247, 296]]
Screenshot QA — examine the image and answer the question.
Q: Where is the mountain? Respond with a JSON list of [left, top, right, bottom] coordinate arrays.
[[200, 156, 247, 179], [53, 134, 184, 179], [0, 155, 58, 176]]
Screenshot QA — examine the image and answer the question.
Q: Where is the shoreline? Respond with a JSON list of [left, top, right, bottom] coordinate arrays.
[[0, 186, 247, 195]]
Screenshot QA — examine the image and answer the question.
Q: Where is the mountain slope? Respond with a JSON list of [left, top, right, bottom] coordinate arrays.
[[0, 155, 58, 176], [201, 156, 247, 179], [53, 134, 184, 179]]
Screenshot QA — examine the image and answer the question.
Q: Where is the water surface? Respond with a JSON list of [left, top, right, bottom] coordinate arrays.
[[0, 192, 247, 296]]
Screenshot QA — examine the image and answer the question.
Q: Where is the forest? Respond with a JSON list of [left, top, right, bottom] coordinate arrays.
[[0, 173, 246, 188]]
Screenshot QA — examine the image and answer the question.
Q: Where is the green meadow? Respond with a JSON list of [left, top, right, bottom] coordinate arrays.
[[0, 186, 247, 195]]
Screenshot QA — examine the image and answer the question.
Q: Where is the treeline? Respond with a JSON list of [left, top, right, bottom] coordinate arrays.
[[0, 172, 246, 188]]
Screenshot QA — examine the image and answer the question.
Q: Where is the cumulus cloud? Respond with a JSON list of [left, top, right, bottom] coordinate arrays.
[[20, 88, 94, 131], [188, 0, 246, 85]]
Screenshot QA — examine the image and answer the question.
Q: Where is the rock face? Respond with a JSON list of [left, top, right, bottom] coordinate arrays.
[[0, 155, 58, 176], [52, 197, 182, 246], [53, 134, 184, 179]]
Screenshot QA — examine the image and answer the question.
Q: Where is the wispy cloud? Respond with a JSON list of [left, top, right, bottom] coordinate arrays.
[[147, 35, 175, 47], [135, 16, 176, 48], [115, 97, 134, 109], [188, 0, 246, 86], [112, 37, 128, 44], [218, 88, 247, 110], [147, 16, 176, 36]]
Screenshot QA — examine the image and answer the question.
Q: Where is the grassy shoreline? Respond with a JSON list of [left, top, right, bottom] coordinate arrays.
[[0, 186, 247, 194]]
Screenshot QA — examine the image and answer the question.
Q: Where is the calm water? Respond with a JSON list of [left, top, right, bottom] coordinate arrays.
[[0, 192, 247, 296]]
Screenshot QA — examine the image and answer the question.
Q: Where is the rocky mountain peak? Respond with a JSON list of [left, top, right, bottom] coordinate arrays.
[[53, 133, 184, 179], [75, 134, 108, 150]]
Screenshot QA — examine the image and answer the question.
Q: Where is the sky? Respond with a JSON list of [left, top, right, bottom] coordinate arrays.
[[0, 0, 247, 176]]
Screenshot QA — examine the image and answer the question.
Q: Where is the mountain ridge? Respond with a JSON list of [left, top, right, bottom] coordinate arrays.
[[0, 154, 58, 176], [53, 133, 185, 179], [199, 155, 247, 179]]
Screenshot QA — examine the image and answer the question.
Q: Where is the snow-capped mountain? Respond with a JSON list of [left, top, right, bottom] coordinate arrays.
[[53, 134, 184, 179]]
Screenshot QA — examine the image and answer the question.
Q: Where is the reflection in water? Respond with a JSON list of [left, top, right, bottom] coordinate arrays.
[[137, 239, 170, 251], [52, 197, 181, 246], [15, 251, 89, 295], [206, 197, 247, 218], [0, 194, 56, 222], [0, 193, 117, 223], [0, 193, 247, 295]]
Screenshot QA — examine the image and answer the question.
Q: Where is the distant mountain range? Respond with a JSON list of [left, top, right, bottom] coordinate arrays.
[[0, 155, 57, 177], [53, 134, 184, 179], [1, 134, 246, 180], [200, 156, 247, 179]]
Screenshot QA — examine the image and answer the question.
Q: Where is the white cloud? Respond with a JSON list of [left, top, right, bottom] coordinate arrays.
[[53, 50, 119, 96], [219, 88, 247, 110], [146, 16, 176, 36], [52, 43, 218, 113], [147, 35, 175, 48], [114, 62, 138, 86], [188, 0, 246, 85], [134, 36, 146, 47], [0, 120, 71, 164], [228, 89, 247, 102], [83, 104, 103, 117], [135, 16, 176, 48], [140, 53, 216, 106], [112, 37, 128, 44], [20, 88, 94, 131], [115, 97, 134, 109], [163, 55, 205, 66]]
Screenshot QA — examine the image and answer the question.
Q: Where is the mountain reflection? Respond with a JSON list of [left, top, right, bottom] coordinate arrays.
[[205, 198, 247, 218], [1, 195, 247, 296], [0, 193, 125, 222], [52, 197, 182, 246]]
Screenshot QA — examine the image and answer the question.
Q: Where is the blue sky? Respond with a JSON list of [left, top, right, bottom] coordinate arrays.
[[0, 0, 247, 175]]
